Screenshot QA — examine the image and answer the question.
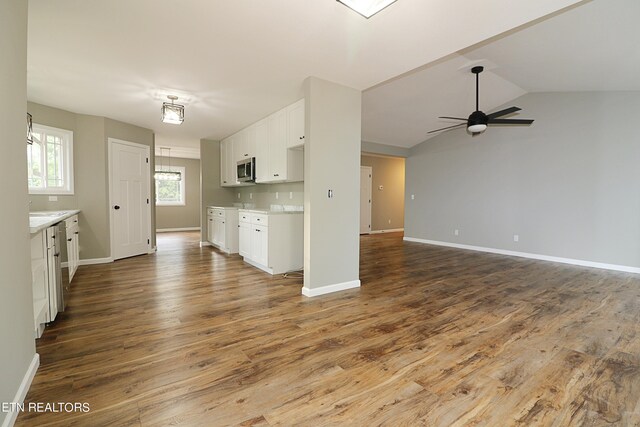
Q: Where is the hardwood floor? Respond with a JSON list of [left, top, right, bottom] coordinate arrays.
[[17, 231, 640, 426]]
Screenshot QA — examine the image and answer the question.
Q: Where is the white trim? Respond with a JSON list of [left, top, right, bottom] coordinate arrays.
[[108, 138, 152, 261], [370, 228, 404, 234], [243, 257, 273, 274], [148, 246, 157, 254], [2, 354, 40, 427], [200, 241, 212, 247], [360, 166, 372, 234], [302, 280, 361, 297], [403, 237, 640, 274], [28, 124, 74, 195], [156, 227, 200, 233], [78, 257, 113, 266], [155, 165, 186, 206]]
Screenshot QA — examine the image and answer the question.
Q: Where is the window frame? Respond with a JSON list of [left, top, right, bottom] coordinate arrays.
[[155, 165, 186, 206], [28, 123, 74, 195]]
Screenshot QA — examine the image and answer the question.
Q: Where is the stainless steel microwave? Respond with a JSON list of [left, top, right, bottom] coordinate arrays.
[[237, 157, 256, 182]]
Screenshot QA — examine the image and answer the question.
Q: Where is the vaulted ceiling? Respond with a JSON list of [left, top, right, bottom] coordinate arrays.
[[28, 0, 590, 153]]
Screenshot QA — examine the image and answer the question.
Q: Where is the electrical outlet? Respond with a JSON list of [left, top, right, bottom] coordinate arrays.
[[388, 219, 391, 224], [411, 194, 415, 200], [328, 189, 333, 199], [289, 192, 293, 200], [237, 193, 240, 199], [49, 196, 58, 202], [454, 229, 459, 236], [275, 192, 279, 200], [513, 234, 519, 242], [249, 193, 253, 200]]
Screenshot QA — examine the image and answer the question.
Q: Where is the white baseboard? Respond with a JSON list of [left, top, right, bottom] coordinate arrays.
[[156, 227, 200, 233], [370, 228, 404, 234], [302, 280, 361, 297], [243, 257, 274, 275], [199, 241, 212, 247], [78, 257, 113, 266], [148, 246, 157, 254], [2, 353, 40, 427], [403, 237, 640, 274]]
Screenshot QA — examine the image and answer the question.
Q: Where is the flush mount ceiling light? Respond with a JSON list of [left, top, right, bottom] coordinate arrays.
[[336, 0, 398, 18], [161, 95, 184, 125]]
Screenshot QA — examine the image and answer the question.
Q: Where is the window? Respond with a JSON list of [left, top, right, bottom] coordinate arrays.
[[27, 124, 74, 194], [155, 166, 186, 206]]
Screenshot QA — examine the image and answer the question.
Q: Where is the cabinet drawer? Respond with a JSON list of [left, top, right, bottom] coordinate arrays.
[[239, 212, 251, 223], [251, 213, 268, 226], [213, 209, 225, 218], [65, 215, 79, 229], [207, 208, 215, 216]]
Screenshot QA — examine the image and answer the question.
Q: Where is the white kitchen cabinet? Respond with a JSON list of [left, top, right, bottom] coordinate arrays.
[[65, 215, 79, 282], [254, 118, 269, 183], [221, 99, 304, 186], [238, 210, 303, 275], [31, 230, 49, 337], [287, 98, 305, 148], [220, 139, 230, 186], [207, 207, 239, 254]]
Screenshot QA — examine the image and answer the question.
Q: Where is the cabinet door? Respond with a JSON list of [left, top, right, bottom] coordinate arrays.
[[239, 222, 251, 258], [252, 225, 269, 267], [218, 218, 227, 249], [268, 109, 287, 181], [234, 130, 250, 163], [207, 216, 215, 243], [220, 140, 230, 186], [287, 99, 305, 148], [254, 118, 269, 182]]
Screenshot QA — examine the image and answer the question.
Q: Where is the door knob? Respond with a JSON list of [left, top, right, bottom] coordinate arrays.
[[114, 205, 120, 210]]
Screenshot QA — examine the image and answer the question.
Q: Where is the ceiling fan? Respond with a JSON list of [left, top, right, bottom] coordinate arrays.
[[428, 66, 534, 136]]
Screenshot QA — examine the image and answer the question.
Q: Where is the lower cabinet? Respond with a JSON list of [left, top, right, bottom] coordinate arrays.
[[238, 210, 303, 275], [207, 207, 239, 254]]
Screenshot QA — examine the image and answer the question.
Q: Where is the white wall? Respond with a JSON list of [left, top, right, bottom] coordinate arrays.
[[0, 1, 37, 425], [303, 77, 362, 295], [405, 91, 640, 269]]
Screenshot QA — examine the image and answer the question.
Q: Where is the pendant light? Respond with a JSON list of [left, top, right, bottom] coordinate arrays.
[[154, 147, 181, 181], [161, 95, 184, 125], [27, 113, 33, 144]]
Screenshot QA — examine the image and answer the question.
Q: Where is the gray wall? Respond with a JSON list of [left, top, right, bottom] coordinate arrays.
[[155, 156, 201, 230], [361, 155, 405, 231], [28, 102, 155, 259], [200, 139, 235, 242], [405, 91, 640, 268], [304, 77, 362, 291], [0, 2, 36, 425]]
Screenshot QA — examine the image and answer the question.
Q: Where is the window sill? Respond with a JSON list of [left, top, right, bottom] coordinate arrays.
[[28, 191, 75, 196], [156, 202, 186, 207]]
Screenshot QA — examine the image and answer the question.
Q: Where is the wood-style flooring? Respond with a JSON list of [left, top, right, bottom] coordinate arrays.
[[17, 231, 640, 426]]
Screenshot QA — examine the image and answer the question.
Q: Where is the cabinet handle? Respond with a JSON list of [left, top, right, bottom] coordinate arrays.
[[67, 238, 72, 242], [273, 174, 279, 177], [222, 222, 225, 224], [75, 231, 79, 235], [223, 180, 227, 183], [244, 153, 249, 156], [255, 229, 260, 232]]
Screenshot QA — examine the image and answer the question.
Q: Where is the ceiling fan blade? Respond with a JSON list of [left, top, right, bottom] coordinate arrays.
[[438, 116, 467, 121], [488, 118, 534, 125], [487, 106, 521, 119], [427, 123, 466, 134]]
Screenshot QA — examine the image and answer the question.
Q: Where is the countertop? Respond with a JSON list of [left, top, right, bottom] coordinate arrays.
[[238, 208, 303, 215], [29, 210, 81, 234], [207, 206, 238, 210]]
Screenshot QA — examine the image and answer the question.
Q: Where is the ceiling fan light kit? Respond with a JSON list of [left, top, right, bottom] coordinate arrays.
[[428, 65, 534, 136]]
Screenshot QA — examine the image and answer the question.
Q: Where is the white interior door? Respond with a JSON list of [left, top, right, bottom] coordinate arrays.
[[110, 139, 150, 260], [360, 166, 372, 234]]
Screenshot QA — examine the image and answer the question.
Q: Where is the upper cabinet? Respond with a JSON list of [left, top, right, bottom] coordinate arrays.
[[221, 99, 305, 187], [287, 99, 305, 149]]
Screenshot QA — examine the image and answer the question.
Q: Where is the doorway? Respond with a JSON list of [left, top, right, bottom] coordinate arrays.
[[360, 166, 372, 234], [108, 138, 152, 260]]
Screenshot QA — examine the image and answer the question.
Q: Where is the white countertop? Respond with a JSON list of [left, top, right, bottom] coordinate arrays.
[[207, 206, 238, 210], [29, 210, 81, 234], [238, 208, 303, 215]]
